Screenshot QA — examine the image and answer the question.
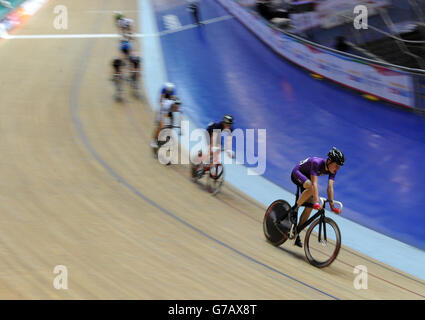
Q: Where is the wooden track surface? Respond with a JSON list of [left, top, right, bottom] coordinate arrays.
[[0, 0, 423, 299]]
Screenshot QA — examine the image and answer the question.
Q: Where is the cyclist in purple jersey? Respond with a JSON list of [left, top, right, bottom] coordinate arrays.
[[287, 147, 345, 247]]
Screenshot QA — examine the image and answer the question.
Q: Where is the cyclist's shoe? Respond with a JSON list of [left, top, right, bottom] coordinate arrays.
[[294, 235, 303, 248]]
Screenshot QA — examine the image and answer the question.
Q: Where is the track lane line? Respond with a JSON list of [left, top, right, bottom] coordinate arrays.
[[120, 89, 425, 297], [66, 0, 340, 301]]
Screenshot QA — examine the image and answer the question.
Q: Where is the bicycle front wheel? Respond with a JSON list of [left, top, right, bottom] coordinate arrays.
[[304, 217, 341, 268]]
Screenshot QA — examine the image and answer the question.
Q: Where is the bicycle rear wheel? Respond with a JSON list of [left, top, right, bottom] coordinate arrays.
[[304, 217, 341, 268], [263, 200, 291, 246], [207, 163, 224, 195]]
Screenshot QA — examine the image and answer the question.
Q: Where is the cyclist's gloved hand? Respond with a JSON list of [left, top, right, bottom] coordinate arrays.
[[313, 203, 321, 210], [331, 207, 341, 214]]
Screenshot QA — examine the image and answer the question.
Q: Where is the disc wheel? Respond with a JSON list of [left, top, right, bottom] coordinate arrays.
[[263, 200, 291, 246]]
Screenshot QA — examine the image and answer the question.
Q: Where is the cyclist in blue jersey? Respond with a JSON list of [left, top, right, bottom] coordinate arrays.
[[192, 115, 235, 178], [197, 115, 234, 161], [206, 115, 235, 158], [120, 37, 132, 60], [279, 147, 344, 247]]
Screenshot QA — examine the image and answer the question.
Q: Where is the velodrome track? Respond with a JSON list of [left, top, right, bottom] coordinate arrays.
[[0, 0, 423, 299]]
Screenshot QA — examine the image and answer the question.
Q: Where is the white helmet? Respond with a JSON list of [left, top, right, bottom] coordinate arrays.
[[165, 82, 175, 92]]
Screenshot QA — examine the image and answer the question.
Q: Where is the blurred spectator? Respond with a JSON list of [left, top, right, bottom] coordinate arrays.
[[334, 36, 349, 52], [257, 0, 289, 20], [257, 1, 273, 20], [187, 0, 202, 26]]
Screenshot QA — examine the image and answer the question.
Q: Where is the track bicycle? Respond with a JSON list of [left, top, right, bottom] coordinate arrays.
[[263, 186, 343, 268]]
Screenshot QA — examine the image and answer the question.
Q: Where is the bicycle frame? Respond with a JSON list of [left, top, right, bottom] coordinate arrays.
[[293, 186, 329, 242], [201, 147, 222, 170], [295, 206, 327, 242]]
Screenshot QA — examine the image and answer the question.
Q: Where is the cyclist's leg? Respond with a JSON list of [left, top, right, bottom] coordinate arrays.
[[151, 115, 164, 148], [299, 206, 313, 228], [135, 73, 140, 89], [118, 73, 123, 91], [131, 71, 138, 88], [113, 73, 123, 94], [195, 129, 212, 172], [151, 115, 160, 147], [291, 169, 314, 207], [204, 134, 216, 170], [168, 111, 174, 128], [293, 182, 313, 246], [208, 129, 221, 160], [290, 170, 313, 217], [152, 112, 164, 143], [112, 74, 118, 89], [155, 116, 165, 139]]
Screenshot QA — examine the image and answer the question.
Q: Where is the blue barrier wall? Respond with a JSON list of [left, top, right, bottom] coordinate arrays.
[[152, 0, 425, 251]]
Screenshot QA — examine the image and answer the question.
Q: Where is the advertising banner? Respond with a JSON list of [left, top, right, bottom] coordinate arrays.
[[289, 0, 391, 31]]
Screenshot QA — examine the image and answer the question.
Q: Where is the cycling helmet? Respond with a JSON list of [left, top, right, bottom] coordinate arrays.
[[114, 11, 123, 21], [164, 82, 175, 92], [327, 147, 345, 166], [223, 114, 234, 125]]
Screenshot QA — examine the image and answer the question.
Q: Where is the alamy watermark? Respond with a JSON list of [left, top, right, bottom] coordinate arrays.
[[353, 5, 368, 30], [353, 265, 368, 290], [53, 5, 68, 30], [53, 265, 68, 290], [157, 120, 267, 175]]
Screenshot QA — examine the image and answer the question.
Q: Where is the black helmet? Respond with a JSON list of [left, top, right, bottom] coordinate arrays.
[[223, 114, 233, 125], [327, 147, 345, 166]]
